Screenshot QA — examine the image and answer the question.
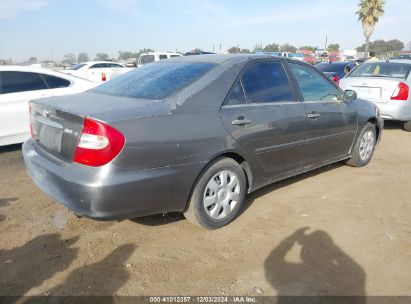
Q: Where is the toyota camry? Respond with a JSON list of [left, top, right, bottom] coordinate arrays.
[[23, 55, 383, 229]]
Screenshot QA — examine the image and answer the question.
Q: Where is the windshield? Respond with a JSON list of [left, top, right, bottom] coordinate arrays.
[[348, 62, 411, 79], [139, 55, 155, 65], [66, 63, 87, 70], [92, 62, 216, 99]]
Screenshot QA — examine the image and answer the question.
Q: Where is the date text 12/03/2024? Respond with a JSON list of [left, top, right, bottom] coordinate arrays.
[[148, 297, 257, 303]]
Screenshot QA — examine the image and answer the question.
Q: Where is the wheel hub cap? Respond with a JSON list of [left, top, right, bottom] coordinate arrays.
[[359, 130, 375, 161], [203, 170, 241, 220]]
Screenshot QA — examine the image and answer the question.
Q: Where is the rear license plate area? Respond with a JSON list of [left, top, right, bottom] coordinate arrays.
[[36, 116, 63, 153], [355, 86, 381, 101]]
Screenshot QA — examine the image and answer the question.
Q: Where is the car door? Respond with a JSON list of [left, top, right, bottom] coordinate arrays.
[[220, 60, 307, 180], [288, 62, 357, 169], [0, 71, 50, 145]]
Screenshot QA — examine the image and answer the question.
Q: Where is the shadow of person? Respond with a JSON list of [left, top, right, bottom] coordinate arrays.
[[51, 244, 135, 297], [264, 228, 366, 303], [0, 233, 79, 296]]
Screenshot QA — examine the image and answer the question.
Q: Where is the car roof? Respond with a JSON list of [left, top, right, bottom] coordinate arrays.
[[141, 52, 181, 56], [0, 65, 94, 83], [0, 65, 62, 73], [388, 59, 411, 64], [169, 54, 299, 65], [79, 61, 125, 65]]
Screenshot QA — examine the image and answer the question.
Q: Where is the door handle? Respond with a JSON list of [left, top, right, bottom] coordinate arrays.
[[307, 113, 321, 119], [232, 117, 252, 126]]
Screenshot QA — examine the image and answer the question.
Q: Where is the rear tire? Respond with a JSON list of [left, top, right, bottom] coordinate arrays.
[[184, 158, 246, 229], [346, 123, 376, 167], [403, 120, 411, 132]]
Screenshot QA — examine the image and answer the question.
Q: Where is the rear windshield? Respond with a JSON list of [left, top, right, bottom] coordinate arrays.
[[348, 62, 411, 79], [316, 63, 346, 72], [66, 63, 86, 70], [92, 62, 216, 99], [139, 55, 155, 65]]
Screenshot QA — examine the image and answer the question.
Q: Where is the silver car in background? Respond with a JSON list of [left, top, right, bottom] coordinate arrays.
[[340, 60, 411, 131]]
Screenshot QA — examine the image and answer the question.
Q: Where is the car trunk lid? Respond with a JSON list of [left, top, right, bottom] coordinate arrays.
[[340, 77, 401, 103], [30, 92, 170, 163]]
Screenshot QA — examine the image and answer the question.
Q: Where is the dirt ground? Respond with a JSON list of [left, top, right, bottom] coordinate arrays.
[[1, 122, 410, 297]]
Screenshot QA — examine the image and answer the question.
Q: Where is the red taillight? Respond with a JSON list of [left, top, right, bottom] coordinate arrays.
[[391, 82, 409, 101], [101, 72, 107, 82], [331, 75, 340, 84], [73, 118, 125, 167]]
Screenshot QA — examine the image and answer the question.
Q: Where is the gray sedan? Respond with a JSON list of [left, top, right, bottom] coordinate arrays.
[[23, 55, 383, 229]]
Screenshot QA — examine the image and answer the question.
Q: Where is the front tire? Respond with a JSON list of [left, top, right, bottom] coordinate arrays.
[[184, 158, 246, 229], [346, 123, 376, 167], [403, 120, 411, 132]]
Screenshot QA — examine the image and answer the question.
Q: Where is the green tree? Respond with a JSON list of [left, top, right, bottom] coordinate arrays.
[[95, 53, 110, 61], [77, 52, 89, 62], [327, 43, 340, 52], [280, 43, 297, 53], [356, 39, 404, 55], [239, 48, 251, 54], [28, 57, 38, 64], [263, 43, 280, 52], [356, 0, 385, 56], [298, 46, 318, 52], [228, 46, 241, 54], [118, 51, 138, 61], [62, 53, 76, 64]]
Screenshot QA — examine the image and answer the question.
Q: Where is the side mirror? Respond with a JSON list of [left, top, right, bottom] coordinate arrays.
[[344, 90, 357, 102]]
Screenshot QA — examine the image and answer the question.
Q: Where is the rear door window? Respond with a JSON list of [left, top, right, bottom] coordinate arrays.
[[241, 61, 294, 103], [289, 63, 341, 102], [224, 79, 246, 106], [1, 71, 48, 94], [159, 55, 168, 60], [90, 63, 107, 69], [109, 63, 124, 68], [42, 74, 71, 89]]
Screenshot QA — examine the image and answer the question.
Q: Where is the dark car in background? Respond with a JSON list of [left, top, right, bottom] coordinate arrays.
[[23, 55, 383, 229], [315, 61, 357, 84]]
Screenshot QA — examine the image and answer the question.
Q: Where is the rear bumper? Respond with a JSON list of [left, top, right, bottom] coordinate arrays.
[[375, 101, 411, 121], [23, 139, 202, 220]]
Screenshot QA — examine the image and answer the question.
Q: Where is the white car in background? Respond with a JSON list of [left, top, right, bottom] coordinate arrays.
[[340, 60, 411, 131], [61, 61, 132, 83], [137, 52, 183, 67], [0, 66, 99, 146]]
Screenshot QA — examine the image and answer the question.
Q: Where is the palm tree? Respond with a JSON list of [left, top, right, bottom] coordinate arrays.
[[356, 0, 385, 56]]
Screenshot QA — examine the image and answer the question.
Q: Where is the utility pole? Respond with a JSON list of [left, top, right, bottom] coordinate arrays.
[[324, 35, 328, 50], [213, 44, 215, 52]]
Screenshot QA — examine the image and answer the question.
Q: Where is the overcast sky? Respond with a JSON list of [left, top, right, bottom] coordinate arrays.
[[0, 0, 410, 61]]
